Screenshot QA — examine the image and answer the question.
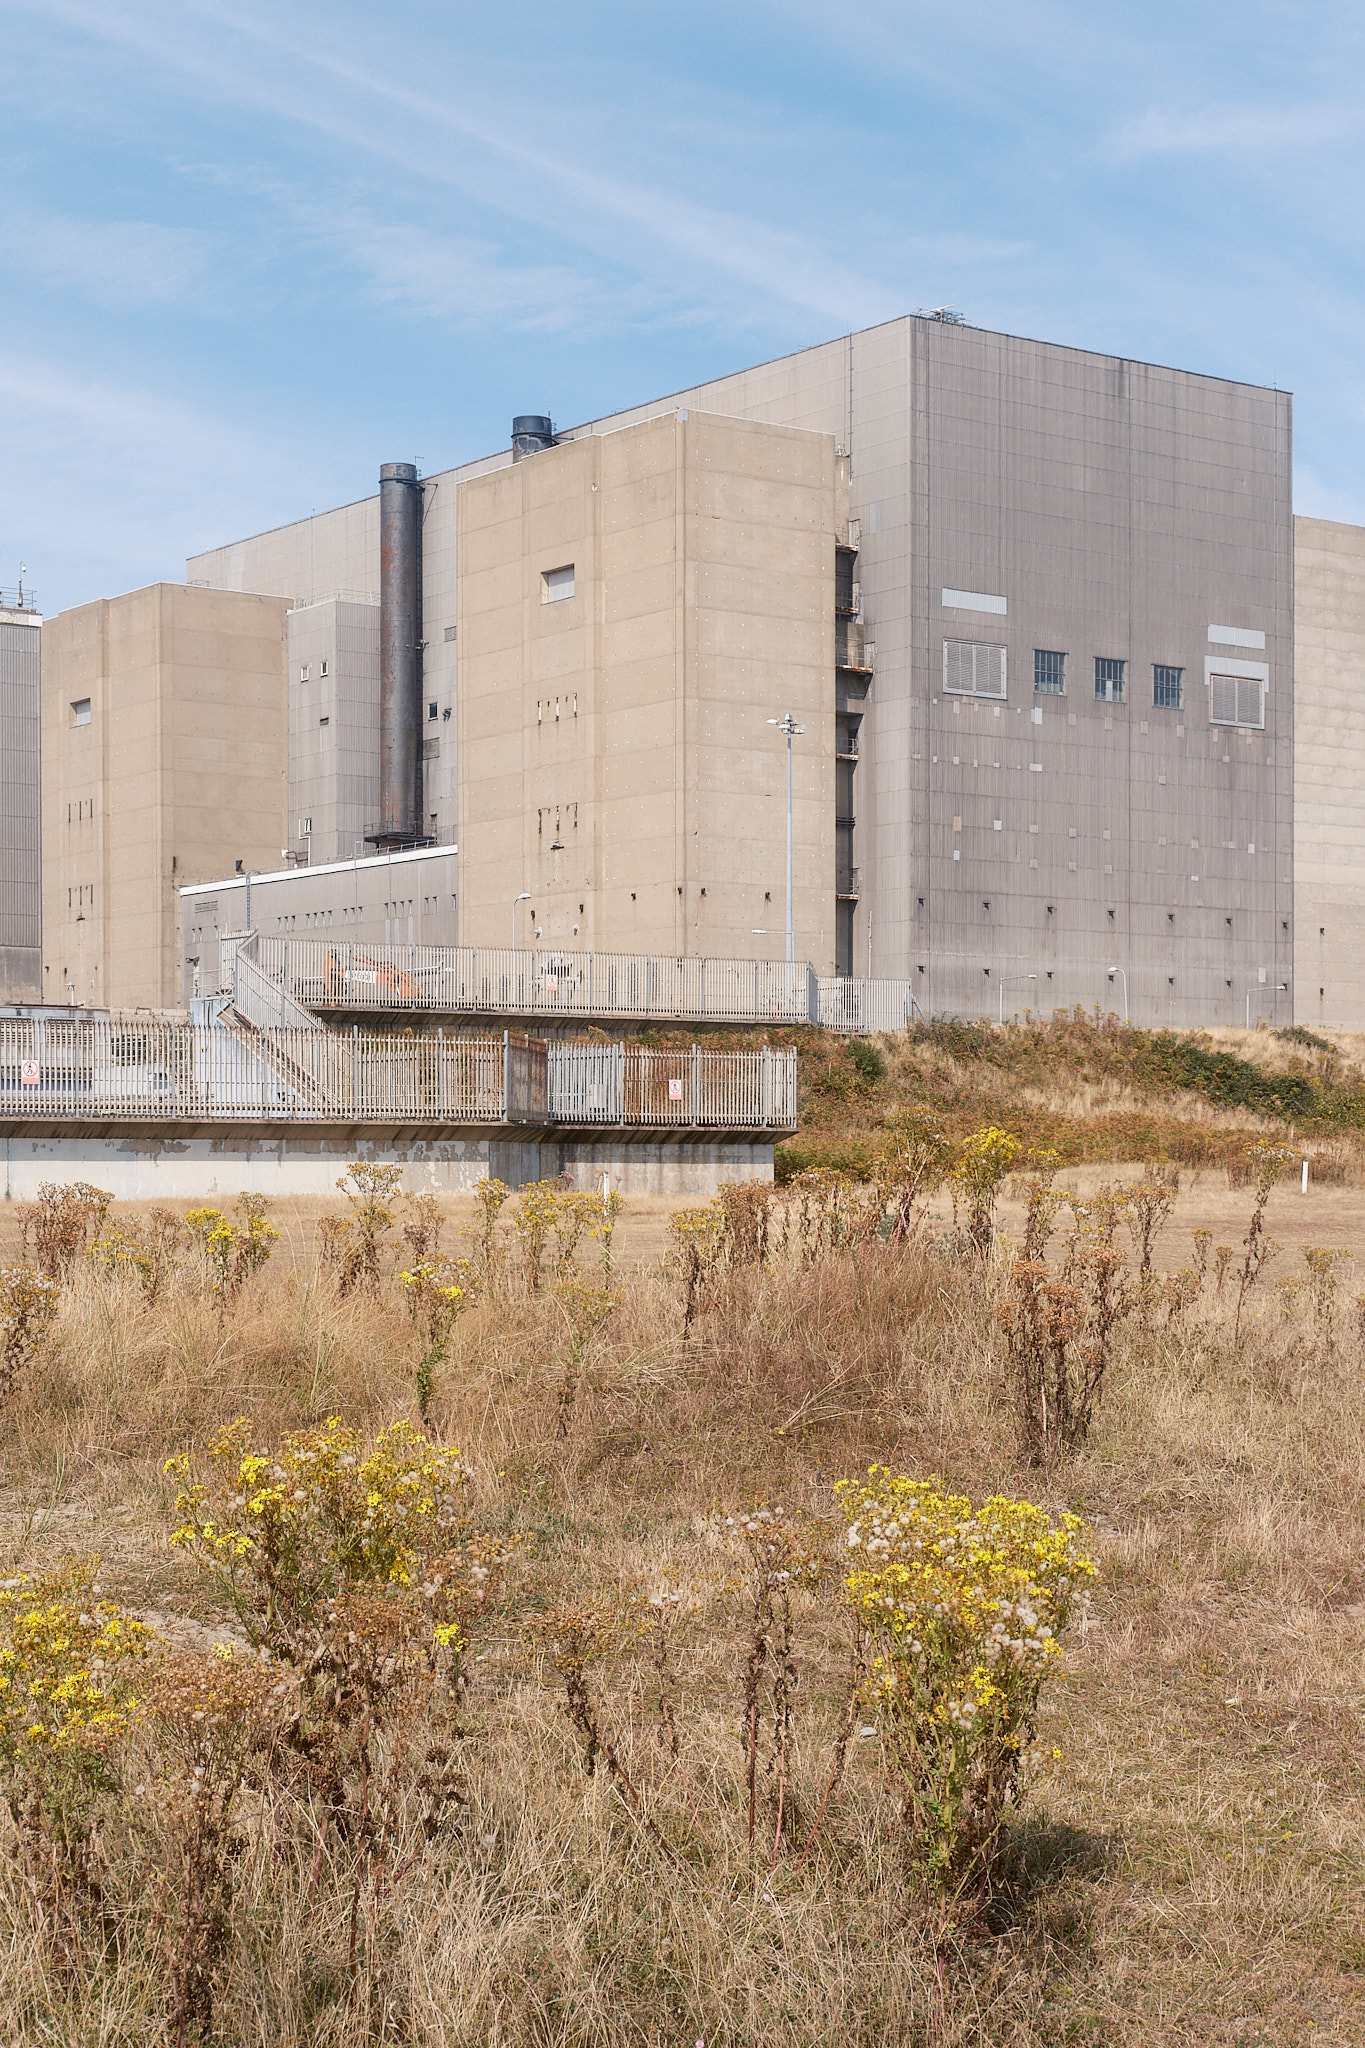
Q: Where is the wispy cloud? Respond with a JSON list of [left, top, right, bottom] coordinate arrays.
[[25, 0, 901, 329], [0, 350, 323, 602], [24, 215, 212, 310], [1110, 103, 1358, 160]]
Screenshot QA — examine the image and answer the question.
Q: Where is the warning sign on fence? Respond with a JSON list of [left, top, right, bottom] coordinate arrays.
[[20, 1060, 39, 1086], [667, 1077, 684, 1101]]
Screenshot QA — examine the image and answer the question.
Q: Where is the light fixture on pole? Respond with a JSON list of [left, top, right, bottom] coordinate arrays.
[[511, 891, 530, 949], [767, 713, 805, 964], [998, 974, 1037, 1027], [1107, 966, 1128, 1024]]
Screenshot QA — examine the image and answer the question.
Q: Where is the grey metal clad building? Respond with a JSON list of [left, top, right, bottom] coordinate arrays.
[[0, 595, 42, 1002], [189, 314, 1293, 1028], [180, 842, 459, 1001], [285, 597, 382, 866]]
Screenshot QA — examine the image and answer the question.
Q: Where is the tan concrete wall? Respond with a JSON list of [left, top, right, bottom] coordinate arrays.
[[42, 585, 288, 1009], [456, 410, 840, 968], [1295, 516, 1365, 1028]]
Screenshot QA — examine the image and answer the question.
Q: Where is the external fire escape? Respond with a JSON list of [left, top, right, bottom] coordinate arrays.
[[835, 530, 874, 975]]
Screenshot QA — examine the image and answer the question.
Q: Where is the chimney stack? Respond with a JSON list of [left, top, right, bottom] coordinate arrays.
[[374, 461, 423, 847]]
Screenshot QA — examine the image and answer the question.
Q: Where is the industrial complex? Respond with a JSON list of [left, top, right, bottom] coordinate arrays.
[[5, 306, 1365, 1193]]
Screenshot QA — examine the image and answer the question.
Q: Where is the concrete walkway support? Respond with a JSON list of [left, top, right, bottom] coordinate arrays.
[[0, 1123, 776, 1201]]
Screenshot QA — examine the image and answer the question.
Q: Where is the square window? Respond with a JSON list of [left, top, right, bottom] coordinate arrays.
[[542, 564, 575, 603], [71, 698, 91, 726], [1153, 664, 1183, 709], [1210, 674, 1264, 728], [1034, 649, 1065, 695], [1094, 657, 1125, 703]]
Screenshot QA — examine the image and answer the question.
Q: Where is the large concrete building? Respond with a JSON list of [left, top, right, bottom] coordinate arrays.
[[41, 583, 290, 1009], [188, 313, 1294, 1028], [0, 588, 42, 1002], [1292, 516, 1365, 1029]]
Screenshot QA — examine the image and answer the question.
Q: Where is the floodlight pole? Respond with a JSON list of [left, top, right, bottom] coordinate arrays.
[[768, 713, 806, 963]]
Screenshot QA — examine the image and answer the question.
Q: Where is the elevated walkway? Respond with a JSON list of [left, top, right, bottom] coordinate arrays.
[[234, 933, 917, 1034]]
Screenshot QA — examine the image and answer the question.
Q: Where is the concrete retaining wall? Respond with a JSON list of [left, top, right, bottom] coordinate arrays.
[[0, 1125, 774, 1200]]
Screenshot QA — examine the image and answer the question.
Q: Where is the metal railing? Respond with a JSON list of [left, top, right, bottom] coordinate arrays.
[[244, 935, 816, 1027], [548, 1043, 796, 1128], [815, 978, 915, 1033], [0, 1017, 794, 1130]]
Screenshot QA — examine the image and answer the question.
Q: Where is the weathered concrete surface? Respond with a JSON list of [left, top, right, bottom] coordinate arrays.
[[1294, 516, 1365, 1029], [0, 1125, 772, 1200]]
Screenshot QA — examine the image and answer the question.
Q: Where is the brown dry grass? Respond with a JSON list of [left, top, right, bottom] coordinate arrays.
[[1, 1178, 1364, 2045]]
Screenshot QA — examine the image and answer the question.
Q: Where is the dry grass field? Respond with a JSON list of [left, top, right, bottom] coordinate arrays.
[[0, 1125, 1363, 2048]]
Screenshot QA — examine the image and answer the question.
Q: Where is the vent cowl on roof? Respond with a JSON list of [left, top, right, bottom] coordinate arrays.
[[512, 415, 555, 461]]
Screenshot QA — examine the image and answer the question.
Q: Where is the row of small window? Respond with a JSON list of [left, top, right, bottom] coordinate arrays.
[[298, 661, 330, 681], [945, 642, 1264, 728], [1030, 650, 1183, 707]]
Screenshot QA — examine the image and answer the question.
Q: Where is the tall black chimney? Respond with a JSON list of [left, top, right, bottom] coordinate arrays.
[[375, 460, 423, 846]]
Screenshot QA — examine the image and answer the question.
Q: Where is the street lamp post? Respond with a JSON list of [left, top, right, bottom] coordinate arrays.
[[768, 713, 806, 964], [1107, 966, 1129, 1024], [998, 974, 1037, 1026], [511, 892, 531, 951]]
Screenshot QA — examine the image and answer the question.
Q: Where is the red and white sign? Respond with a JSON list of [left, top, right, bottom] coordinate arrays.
[[544, 976, 559, 996], [20, 1060, 39, 1086], [667, 1077, 684, 1101]]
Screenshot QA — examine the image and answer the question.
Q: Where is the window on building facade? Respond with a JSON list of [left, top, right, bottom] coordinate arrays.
[[943, 640, 1007, 699], [1034, 649, 1065, 694], [1153, 665, 1183, 709], [320, 660, 329, 678], [542, 564, 575, 603], [1094, 657, 1126, 703], [71, 698, 91, 726], [428, 700, 438, 720], [1209, 674, 1265, 728]]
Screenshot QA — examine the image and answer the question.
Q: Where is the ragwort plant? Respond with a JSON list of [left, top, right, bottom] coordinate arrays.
[[18, 1180, 112, 1282], [398, 1254, 479, 1418], [952, 1126, 1022, 1256], [142, 1645, 289, 2048], [321, 1162, 403, 1293], [92, 1206, 185, 1302], [840, 1471, 1095, 1915], [0, 1263, 62, 1401], [184, 1194, 281, 1310], [165, 1419, 505, 1988], [0, 1560, 152, 1970]]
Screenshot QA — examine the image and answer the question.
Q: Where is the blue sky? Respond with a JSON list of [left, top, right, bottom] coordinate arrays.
[[5, 0, 1364, 615]]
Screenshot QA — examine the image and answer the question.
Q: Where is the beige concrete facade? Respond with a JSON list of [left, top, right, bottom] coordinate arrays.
[[1294, 516, 1365, 1028], [42, 584, 289, 1009], [0, 601, 43, 1002], [455, 409, 842, 966]]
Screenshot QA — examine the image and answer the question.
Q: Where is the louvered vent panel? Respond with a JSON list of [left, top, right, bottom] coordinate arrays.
[[943, 640, 1007, 698]]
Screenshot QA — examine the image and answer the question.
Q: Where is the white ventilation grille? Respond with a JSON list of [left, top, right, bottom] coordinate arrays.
[[943, 640, 1007, 699], [1210, 674, 1265, 728], [542, 564, 575, 603]]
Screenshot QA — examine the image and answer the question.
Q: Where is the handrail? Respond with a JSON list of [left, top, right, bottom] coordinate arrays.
[[0, 1017, 796, 1130]]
